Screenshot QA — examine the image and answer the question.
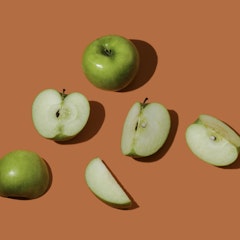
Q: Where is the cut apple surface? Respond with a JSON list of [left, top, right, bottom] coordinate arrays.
[[186, 114, 240, 166], [32, 89, 90, 141], [85, 157, 132, 209], [121, 99, 171, 158]]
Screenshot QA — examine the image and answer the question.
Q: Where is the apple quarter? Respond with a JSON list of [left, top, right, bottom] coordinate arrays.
[[186, 114, 240, 166]]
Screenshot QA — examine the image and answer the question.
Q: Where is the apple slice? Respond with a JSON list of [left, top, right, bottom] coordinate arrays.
[[32, 89, 90, 141], [186, 114, 240, 166], [85, 157, 132, 209], [121, 98, 171, 158]]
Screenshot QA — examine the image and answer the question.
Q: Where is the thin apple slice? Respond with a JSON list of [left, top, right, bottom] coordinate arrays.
[[121, 99, 171, 157], [85, 157, 132, 209], [186, 114, 240, 166]]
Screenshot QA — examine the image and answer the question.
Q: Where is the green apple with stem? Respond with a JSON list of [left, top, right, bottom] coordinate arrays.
[[82, 34, 139, 91], [0, 150, 51, 199], [121, 98, 171, 158], [185, 114, 240, 166], [85, 157, 132, 209], [32, 88, 90, 141]]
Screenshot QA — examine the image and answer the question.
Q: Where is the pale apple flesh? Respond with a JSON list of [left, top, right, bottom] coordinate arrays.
[[121, 100, 171, 158], [85, 157, 132, 209], [186, 114, 240, 166], [32, 89, 90, 141]]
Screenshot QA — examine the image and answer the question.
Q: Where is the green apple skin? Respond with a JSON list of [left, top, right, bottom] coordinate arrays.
[[32, 89, 90, 141], [0, 150, 51, 199], [85, 157, 132, 209], [121, 99, 171, 158], [185, 114, 240, 166], [82, 34, 139, 91]]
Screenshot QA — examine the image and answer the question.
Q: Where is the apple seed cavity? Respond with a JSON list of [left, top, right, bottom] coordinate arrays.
[[56, 89, 67, 118]]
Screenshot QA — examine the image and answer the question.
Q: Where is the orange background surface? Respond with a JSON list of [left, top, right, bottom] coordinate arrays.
[[0, 0, 240, 239]]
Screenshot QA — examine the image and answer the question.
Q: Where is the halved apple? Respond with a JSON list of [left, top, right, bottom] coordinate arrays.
[[121, 98, 171, 158], [32, 89, 90, 141], [185, 114, 240, 166], [85, 157, 132, 209]]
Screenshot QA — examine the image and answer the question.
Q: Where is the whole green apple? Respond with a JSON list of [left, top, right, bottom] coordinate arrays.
[[0, 150, 51, 199], [82, 34, 139, 91]]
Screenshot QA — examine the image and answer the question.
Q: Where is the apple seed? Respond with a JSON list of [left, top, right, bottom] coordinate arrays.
[[210, 135, 217, 141], [56, 110, 60, 118], [141, 121, 147, 128]]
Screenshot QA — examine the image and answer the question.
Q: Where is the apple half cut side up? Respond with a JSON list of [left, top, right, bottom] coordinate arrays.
[[121, 99, 171, 158], [186, 114, 240, 166], [32, 89, 90, 141], [85, 158, 132, 209]]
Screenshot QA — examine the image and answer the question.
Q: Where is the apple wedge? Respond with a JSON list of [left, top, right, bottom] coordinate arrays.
[[85, 157, 132, 209], [121, 98, 171, 158], [32, 89, 90, 141], [186, 114, 240, 166]]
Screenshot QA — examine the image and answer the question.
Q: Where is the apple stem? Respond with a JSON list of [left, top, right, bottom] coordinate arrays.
[[61, 89, 67, 100], [143, 98, 148, 104], [103, 48, 112, 56]]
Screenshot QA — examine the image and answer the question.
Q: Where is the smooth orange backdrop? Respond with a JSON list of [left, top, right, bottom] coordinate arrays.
[[0, 0, 240, 239]]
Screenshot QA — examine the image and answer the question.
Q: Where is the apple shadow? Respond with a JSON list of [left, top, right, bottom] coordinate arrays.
[[219, 154, 240, 170], [120, 39, 158, 92], [100, 160, 139, 210], [7, 158, 53, 200], [133, 109, 179, 163], [56, 101, 105, 145]]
